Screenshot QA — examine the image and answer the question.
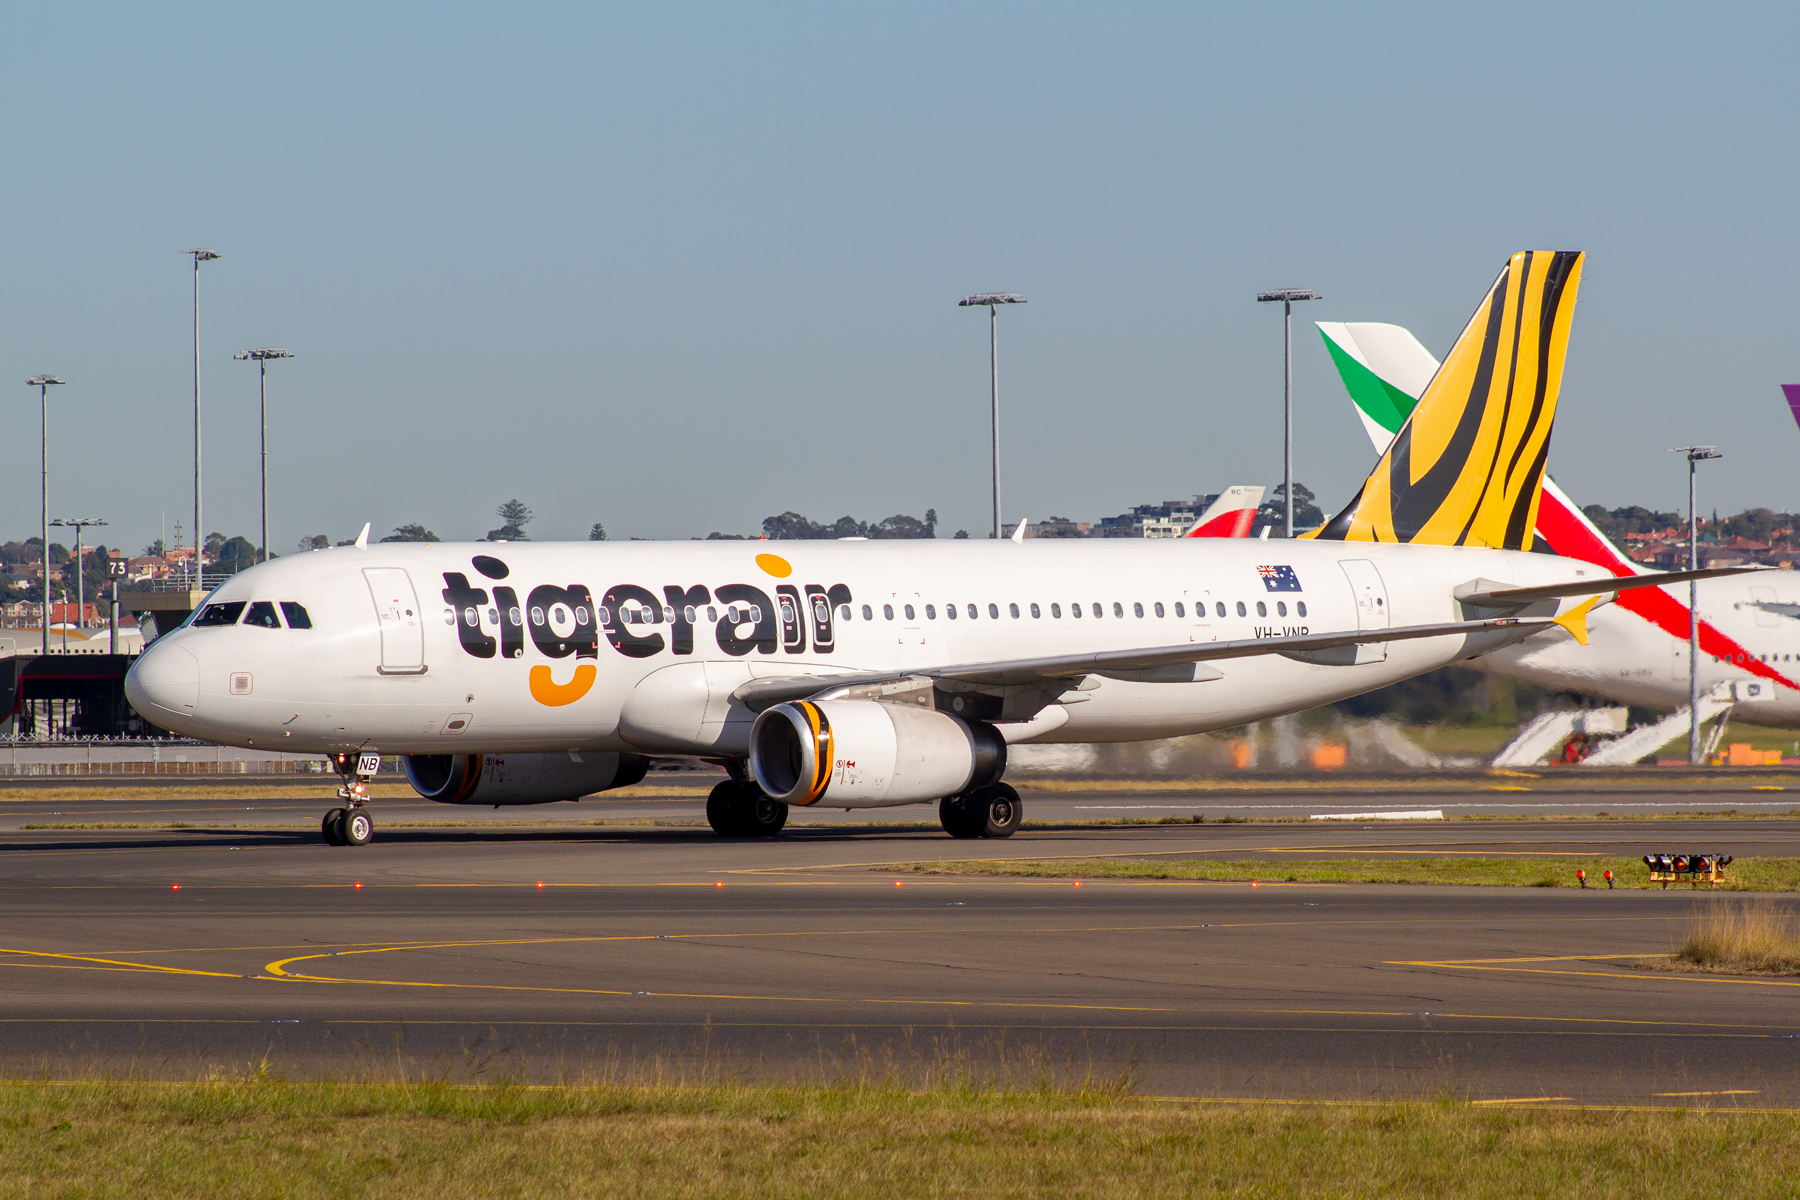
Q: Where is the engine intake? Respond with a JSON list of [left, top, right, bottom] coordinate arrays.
[[749, 699, 1005, 808], [403, 752, 649, 805]]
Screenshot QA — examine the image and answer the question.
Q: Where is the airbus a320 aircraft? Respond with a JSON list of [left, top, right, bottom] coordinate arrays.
[[125, 250, 1733, 847], [1319, 319, 1800, 729]]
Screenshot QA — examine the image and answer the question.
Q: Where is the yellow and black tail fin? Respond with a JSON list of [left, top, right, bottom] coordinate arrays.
[[1305, 250, 1583, 550]]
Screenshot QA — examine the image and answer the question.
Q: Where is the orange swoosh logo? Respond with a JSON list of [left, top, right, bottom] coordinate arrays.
[[529, 663, 597, 707]]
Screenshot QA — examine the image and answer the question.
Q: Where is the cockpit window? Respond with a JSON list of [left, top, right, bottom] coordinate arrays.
[[280, 601, 313, 630], [244, 601, 281, 629], [193, 601, 246, 627]]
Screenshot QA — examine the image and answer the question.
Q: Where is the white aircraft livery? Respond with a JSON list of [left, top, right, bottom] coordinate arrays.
[[1318, 318, 1799, 728], [123, 249, 1738, 846]]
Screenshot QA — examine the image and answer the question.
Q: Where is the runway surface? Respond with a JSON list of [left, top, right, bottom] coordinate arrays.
[[4, 782, 1800, 1103]]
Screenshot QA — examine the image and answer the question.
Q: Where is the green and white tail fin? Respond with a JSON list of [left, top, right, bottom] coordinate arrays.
[[1316, 321, 1438, 455]]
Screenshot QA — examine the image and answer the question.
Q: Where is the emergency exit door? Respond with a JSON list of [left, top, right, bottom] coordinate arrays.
[[364, 568, 426, 674], [1338, 559, 1389, 663]]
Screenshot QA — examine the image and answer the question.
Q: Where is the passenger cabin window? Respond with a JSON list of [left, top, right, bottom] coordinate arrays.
[[1215, 602, 1227, 618], [193, 601, 246, 627], [840, 604, 853, 621], [279, 601, 313, 629], [1133, 602, 1145, 618], [946, 604, 957, 620], [903, 605, 915, 620], [1174, 602, 1184, 617], [1153, 602, 1164, 618], [988, 603, 999, 619], [861, 604, 873, 621], [1092, 603, 1103, 618], [968, 604, 979, 619], [243, 601, 281, 629], [883, 604, 894, 620], [1051, 603, 1062, 618], [1029, 603, 1040, 618], [1071, 602, 1082, 618], [1256, 602, 1267, 617], [1276, 602, 1287, 617], [1235, 601, 1247, 617]]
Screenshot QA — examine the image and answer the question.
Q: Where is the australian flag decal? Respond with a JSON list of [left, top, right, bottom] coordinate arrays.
[[1257, 565, 1302, 592]]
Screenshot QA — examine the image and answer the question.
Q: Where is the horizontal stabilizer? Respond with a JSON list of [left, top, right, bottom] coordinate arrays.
[[1457, 565, 1769, 609]]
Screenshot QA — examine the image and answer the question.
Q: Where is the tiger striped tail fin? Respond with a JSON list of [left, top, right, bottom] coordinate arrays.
[[1304, 250, 1583, 550]]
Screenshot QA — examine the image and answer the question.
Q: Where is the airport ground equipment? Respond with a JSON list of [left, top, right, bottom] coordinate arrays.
[[1643, 853, 1733, 889]]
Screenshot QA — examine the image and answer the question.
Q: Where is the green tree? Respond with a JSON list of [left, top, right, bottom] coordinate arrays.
[[216, 536, 259, 574], [380, 523, 439, 543], [297, 534, 329, 552], [588, 522, 608, 541], [953, 529, 969, 539], [488, 499, 532, 541], [142, 539, 165, 557]]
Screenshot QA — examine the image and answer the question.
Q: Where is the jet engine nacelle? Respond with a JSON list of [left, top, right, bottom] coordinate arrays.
[[403, 751, 649, 805], [749, 699, 1006, 808]]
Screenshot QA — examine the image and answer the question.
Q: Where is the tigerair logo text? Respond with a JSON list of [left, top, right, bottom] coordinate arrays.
[[441, 554, 853, 706]]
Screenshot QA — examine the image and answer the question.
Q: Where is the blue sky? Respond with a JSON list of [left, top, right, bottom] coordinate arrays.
[[4, 3, 1796, 553]]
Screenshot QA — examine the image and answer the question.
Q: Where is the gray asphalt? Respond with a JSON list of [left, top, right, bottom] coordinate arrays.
[[3, 788, 1800, 1103]]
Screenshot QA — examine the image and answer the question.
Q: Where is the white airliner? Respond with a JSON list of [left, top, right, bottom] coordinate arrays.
[[123, 250, 1740, 845], [1319, 320, 1800, 729]]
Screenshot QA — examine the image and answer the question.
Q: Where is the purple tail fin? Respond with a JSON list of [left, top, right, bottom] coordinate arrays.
[[1785, 384, 1800, 432]]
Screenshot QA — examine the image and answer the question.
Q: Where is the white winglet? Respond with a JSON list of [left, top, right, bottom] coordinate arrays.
[[354, 522, 371, 549], [1258, 525, 1271, 540], [1011, 518, 1028, 544]]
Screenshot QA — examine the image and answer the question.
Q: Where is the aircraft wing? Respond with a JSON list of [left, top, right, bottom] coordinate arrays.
[[731, 615, 1550, 710]]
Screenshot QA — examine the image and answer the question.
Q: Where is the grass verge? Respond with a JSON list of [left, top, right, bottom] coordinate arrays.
[[897, 856, 1800, 890], [1, 1079, 1796, 1198], [1636, 898, 1800, 975]]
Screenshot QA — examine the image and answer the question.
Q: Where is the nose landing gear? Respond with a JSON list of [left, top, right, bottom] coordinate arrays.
[[323, 751, 382, 847]]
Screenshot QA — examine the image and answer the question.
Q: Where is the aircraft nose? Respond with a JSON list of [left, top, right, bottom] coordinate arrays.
[[125, 642, 200, 725]]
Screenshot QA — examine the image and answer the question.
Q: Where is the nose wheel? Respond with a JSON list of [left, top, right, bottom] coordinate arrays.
[[323, 751, 382, 847]]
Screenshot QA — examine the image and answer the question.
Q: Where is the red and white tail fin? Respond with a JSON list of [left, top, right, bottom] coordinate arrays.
[[1185, 485, 1264, 538]]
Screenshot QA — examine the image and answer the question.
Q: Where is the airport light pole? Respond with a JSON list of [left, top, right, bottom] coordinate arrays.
[[26, 376, 64, 656], [234, 348, 295, 564], [1256, 288, 1322, 538], [1670, 445, 1721, 765], [185, 249, 221, 586], [959, 293, 1027, 539], [50, 519, 106, 638]]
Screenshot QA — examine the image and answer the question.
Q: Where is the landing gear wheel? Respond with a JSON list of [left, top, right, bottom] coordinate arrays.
[[938, 795, 984, 839], [707, 780, 787, 837], [340, 808, 374, 846], [322, 807, 348, 846], [941, 783, 1022, 839], [978, 782, 1021, 838], [742, 792, 788, 837], [707, 780, 745, 836]]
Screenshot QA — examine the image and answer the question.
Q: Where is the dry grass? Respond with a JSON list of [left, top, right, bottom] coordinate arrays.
[[0, 1079, 1797, 1198], [900, 856, 1800, 891], [0, 783, 416, 804], [1647, 898, 1800, 975]]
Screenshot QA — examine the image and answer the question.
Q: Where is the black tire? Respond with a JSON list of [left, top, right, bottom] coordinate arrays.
[[979, 783, 1021, 838], [341, 808, 374, 846], [707, 780, 746, 836], [322, 807, 348, 846], [938, 795, 984, 839], [743, 791, 788, 837]]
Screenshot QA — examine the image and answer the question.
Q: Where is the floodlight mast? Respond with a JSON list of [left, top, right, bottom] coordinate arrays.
[[26, 376, 65, 656], [185, 249, 221, 586], [50, 518, 107, 640], [1669, 445, 1722, 765], [235, 348, 295, 567], [959, 293, 1027, 539], [1256, 288, 1322, 537]]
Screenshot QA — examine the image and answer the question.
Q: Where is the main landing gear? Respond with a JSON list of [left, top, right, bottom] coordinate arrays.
[[322, 751, 381, 847], [939, 782, 1022, 839], [706, 779, 789, 837]]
